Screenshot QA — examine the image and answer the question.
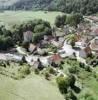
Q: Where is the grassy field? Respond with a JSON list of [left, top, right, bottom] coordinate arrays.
[[0, 11, 63, 26], [63, 58, 98, 99], [0, 73, 64, 100]]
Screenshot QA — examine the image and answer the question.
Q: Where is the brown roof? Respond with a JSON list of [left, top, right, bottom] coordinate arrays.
[[49, 54, 62, 63], [75, 34, 81, 42], [84, 46, 91, 54]]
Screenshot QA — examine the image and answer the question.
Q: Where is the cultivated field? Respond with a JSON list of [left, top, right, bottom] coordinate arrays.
[[0, 11, 63, 26]]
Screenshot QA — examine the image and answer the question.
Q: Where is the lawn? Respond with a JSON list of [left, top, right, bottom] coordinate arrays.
[[0, 11, 63, 26], [0, 73, 64, 100]]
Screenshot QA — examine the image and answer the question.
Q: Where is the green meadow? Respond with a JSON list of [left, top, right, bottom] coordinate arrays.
[[0, 73, 64, 100], [0, 11, 63, 26]]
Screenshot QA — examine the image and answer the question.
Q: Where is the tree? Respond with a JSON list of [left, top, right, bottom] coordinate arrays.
[[34, 24, 45, 33], [0, 35, 13, 50], [65, 90, 77, 100], [32, 33, 43, 43], [56, 76, 70, 94], [69, 74, 76, 88], [11, 19, 52, 44], [1, 0, 98, 15], [55, 15, 67, 28], [66, 13, 83, 27]]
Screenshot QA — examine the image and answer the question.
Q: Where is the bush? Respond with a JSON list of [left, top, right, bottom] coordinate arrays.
[[83, 93, 95, 100], [45, 72, 51, 80], [85, 66, 92, 72], [18, 66, 30, 75], [55, 15, 67, 28], [68, 66, 79, 74], [69, 74, 76, 88], [48, 67, 56, 75], [34, 69, 40, 75], [0, 35, 13, 50], [79, 62, 85, 68], [65, 90, 77, 100], [66, 13, 83, 27], [15, 73, 25, 80], [56, 76, 70, 94]]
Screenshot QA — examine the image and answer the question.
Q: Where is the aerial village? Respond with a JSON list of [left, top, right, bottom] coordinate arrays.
[[0, 15, 98, 68], [0, 13, 98, 100]]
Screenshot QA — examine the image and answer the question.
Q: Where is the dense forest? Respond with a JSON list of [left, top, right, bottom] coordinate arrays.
[[0, 0, 98, 15]]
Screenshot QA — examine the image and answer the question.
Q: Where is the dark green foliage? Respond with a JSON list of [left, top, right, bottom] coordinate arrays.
[[69, 66, 79, 74], [18, 66, 30, 75], [22, 41, 29, 51], [12, 19, 52, 44], [69, 75, 76, 88], [65, 90, 77, 100], [0, 35, 13, 50], [0, 26, 13, 50], [82, 93, 96, 100], [32, 33, 43, 43], [56, 76, 70, 94], [34, 69, 40, 75], [66, 13, 83, 27], [55, 13, 83, 28], [48, 67, 56, 75], [55, 15, 66, 28], [45, 72, 51, 80]]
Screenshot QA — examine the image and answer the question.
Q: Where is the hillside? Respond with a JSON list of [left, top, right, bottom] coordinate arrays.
[[0, 0, 98, 15]]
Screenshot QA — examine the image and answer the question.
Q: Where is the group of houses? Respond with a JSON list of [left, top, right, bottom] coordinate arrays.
[[0, 16, 98, 69], [22, 19, 98, 68], [22, 29, 66, 69]]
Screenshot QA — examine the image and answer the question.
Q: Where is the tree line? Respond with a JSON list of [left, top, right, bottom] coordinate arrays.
[[0, 19, 52, 50], [0, 0, 98, 15]]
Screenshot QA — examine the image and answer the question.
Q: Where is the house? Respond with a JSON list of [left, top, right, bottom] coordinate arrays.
[[51, 39, 60, 48], [53, 28, 65, 38], [58, 49, 66, 58], [79, 46, 91, 58], [16, 46, 27, 55], [28, 43, 37, 53], [48, 54, 62, 67], [74, 34, 90, 49], [74, 33, 81, 42], [51, 37, 65, 48], [44, 35, 53, 41], [90, 37, 98, 54], [37, 48, 47, 56], [63, 25, 70, 35], [89, 27, 98, 37], [33, 59, 44, 70], [93, 28, 98, 36], [77, 22, 91, 33], [6, 54, 24, 62], [23, 31, 33, 42], [58, 37, 65, 45], [88, 16, 98, 23]]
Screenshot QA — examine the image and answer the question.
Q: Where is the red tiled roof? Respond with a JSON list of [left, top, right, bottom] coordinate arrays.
[[50, 54, 62, 62]]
